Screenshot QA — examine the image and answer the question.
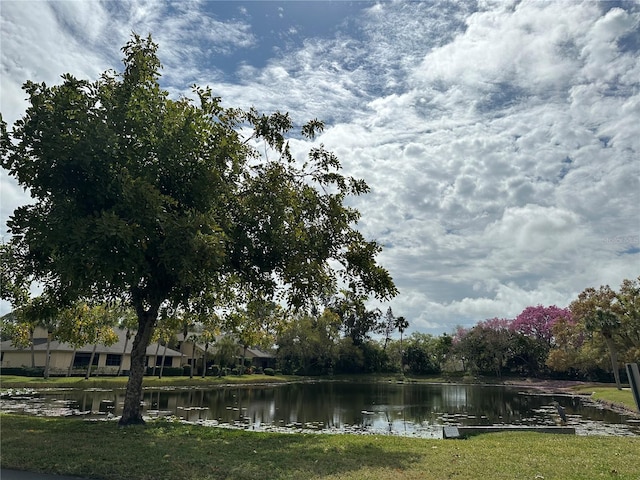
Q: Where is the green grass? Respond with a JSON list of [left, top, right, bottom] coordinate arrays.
[[573, 385, 638, 411], [1, 415, 638, 480]]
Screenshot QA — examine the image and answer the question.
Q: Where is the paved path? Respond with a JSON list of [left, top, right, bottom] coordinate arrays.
[[0, 470, 96, 480]]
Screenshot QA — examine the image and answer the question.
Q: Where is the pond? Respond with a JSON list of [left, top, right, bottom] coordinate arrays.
[[1, 381, 639, 438]]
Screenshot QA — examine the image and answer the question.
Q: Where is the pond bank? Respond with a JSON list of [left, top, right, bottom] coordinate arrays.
[[501, 378, 640, 418]]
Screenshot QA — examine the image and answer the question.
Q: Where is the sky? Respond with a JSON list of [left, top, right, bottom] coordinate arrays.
[[1, 0, 639, 335]]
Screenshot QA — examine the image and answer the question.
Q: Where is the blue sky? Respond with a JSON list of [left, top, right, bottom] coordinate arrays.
[[1, 1, 639, 335]]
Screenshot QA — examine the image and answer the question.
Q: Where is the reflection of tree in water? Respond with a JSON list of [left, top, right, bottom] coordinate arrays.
[[4, 383, 638, 435]]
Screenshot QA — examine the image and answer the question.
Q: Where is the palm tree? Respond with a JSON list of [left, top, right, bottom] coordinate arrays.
[[395, 316, 409, 373]]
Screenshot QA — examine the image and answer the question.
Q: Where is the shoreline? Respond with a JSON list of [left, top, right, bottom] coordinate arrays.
[[501, 377, 640, 418]]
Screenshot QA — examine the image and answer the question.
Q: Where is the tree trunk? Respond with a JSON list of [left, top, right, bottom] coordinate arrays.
[[44, 331, 52, 379], [85, 344, 98, 380], [604, 333, 622, 390], [30, 328, 35, 368], [201, 343, 209, 378], [242, 344, 247, 375], [159, 343, 167, 378], [399, 332, 404, 373], [67, 348, 77, 377], [152, 342, 161, 377], [119, 310, 156, 426], [117, 329, 130, 376]]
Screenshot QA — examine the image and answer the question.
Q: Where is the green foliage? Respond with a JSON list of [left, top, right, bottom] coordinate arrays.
[[335, 338, 365, 374], [276, 309, 340, 375], [452, 321, 514, 377], [0, 367, 45, 377], [505, 333, 549, 376], [0, 243, 29, 307], [403, 333, 441, 375], [142, 367, 184, 377], [55, 302, 120, 349], [329, 290, 383, 346], [224, 297, 283, 354], [566, 278, 640, 387], [359, 341, 389, 373], [213, 336, 238, 369], [263, 367, 275, 376]]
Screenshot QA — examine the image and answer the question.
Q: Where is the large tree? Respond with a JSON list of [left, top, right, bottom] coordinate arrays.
[[511, 305, 572, 346], [276, 309, 341, 375], [0, 34, 397, 425], [510, 305, 572, 376], [452, 318, 515, 377], [571, 285, 622, 389], [329, 289, 383, 346]]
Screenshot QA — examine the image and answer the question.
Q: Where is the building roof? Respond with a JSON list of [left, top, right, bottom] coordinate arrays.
[[175, 333, 275, 359]]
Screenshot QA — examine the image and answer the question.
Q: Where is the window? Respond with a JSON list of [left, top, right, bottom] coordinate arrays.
[[155, 356, 173, 367], [73, 353, 99, 367], [105, 354, 122, 366]]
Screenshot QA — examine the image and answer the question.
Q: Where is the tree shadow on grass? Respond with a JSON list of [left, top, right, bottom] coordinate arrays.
[[226, 435, 414, 479], [144, 423, 420, 480], [0, 416, 422, 480]]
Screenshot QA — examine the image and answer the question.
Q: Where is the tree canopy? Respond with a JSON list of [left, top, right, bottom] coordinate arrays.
[[0, 34, 396, 424]]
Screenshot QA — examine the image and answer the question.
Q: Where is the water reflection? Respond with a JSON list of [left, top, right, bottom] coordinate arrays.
[[2, 382, 638, 437]]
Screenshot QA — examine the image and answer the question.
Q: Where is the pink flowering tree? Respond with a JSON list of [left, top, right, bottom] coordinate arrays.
[[511, 305, 572, 346]]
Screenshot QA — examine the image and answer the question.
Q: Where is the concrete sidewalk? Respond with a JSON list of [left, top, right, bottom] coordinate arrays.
[[0, 469, 96, 480]]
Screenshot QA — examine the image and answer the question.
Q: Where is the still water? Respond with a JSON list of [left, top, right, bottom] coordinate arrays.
[[2, 381, 639, 438]]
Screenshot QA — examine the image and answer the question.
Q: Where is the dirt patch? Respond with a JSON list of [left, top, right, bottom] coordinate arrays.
[[502, 378, 592, 392]]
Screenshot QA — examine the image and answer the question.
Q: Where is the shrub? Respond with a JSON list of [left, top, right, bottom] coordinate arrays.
[[0, 367, 44, 377], [264, 368, 275, 376], [145, 367, 184, 377]]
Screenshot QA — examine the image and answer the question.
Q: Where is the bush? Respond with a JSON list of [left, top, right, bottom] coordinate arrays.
[[144, 367, 184, 377], [0, 367, 45, 377], [264, 368, 275, 376]]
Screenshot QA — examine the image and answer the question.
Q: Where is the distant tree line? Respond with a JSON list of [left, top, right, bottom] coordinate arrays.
[[275, 277, 640, 385], [3, 271, 637, 385]]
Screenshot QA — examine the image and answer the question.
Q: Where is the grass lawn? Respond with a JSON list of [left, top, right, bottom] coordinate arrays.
[[572, 385, 638, 412], [1, 415, 639, 480]]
